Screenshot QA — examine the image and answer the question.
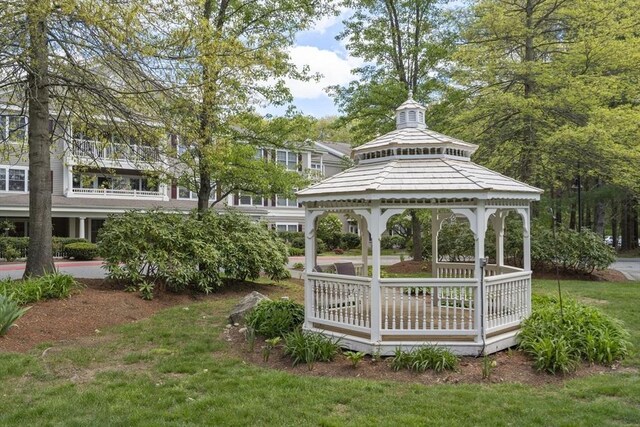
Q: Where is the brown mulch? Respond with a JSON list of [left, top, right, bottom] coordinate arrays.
[[0, 279, 286, 353], [222, 326, 628, 387]]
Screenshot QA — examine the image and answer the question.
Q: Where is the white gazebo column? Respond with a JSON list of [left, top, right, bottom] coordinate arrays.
[[431, 210, 439, 277], [493, 211, 507, 269], [78, 217, 86, 239], [358, 216, 369, 276], [521, 208, 531, 271], [369, 205, 382, 342], [303, 210, 322, 329], [474, 203, 487, 346]]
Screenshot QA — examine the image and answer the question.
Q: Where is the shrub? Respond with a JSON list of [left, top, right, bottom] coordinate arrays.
[[0, 237, 28, 259], [283, 330, 341, 369], [316, 238, 327, 254], [340, 233, 361, 250], [292, 262, 304, 270], [390, 346, 459, 373], [98, 209, 290, 297], [344, 350, 365, 368], [3, 245, 20, 262], [245, 299, 304, 339], [0, 273, 77, 306], [333, 248, 344, 255], [64, 242, 98, 260], [317, 214, 342, 250], [531, 226, 616, 274], [381, 235, 407, 250], [0, 295, 30, 336], [518, 296, 630, 374], [288, 247, 304, 256]]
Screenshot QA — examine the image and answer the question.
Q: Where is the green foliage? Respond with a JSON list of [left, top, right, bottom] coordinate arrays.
[[482, 355, 497, 380], [283, 330, 341, 370], [287, 247, 304, 257], [381, 235, 406, 250], [0, 237, 89, 259], [518, 296, 631, 374], [0, 295, 30, 336], [98, 210, 290, 297], [3, 245, 19, 262], [391, 346, 459, 373], [262, 337, 281, 362], [245, 299, 304, 339], [340, 232, 361, 250], [437, 220, 475, 262], [344, 351, 365, 368], [531, 226, 616, 273], [292, 262, 304, 270], [64, 242, 98, 261], [0, 274, 77, 306], [316, 214, 343, 250]]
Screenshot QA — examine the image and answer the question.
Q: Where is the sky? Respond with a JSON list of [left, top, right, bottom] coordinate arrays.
[[262, 9, 363, 119]]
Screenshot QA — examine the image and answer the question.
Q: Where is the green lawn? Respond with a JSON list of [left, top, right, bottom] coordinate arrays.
[[1, 279, 639, 426]]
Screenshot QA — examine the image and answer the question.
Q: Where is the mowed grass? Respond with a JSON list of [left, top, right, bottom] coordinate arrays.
[[0, 279, 639, 426]]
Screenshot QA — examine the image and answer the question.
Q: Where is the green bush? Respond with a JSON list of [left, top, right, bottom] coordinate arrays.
[[64, 242, 98, 260], [340, 233, 361, 250], [283, 330, 341, 369], [0, 237, 89, 259], [3, 245, 20, 262], [98, 209, 290, 298], [390, 346, 459, 373], [288, 247, 304, 256], [0, 273, 78, 306], [381, 235, 407, 250], [245, 299, 305, 338], [0, 295, 30, 336], [531, 226, 616, 274], [518, 296, 630, 374], [317, 214, 343, 250]]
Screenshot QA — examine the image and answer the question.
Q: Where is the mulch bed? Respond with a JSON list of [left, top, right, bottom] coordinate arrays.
[[222, 326, 624, 387]]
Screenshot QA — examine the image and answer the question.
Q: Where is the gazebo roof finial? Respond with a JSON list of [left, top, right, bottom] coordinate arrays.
[[408, 88, 413, 100]]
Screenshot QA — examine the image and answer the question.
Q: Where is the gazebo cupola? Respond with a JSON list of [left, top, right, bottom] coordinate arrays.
[[297, 94, 543, 356]]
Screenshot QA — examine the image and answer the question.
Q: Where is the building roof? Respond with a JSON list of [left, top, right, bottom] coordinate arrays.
[[297, 96, 542, 203]]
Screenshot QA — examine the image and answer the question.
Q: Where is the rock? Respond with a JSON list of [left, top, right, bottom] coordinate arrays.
[[228, 291, 270, 325]]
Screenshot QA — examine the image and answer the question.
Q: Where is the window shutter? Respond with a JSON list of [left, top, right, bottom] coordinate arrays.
[[233, 193, 239, 206], [297, 154, 303, 171], [271, 195, 276, 206], [297, 224, 303, 232], [50, 170, 53, 192], [170, 134, 177, 149], [171, 182, 177, 199]]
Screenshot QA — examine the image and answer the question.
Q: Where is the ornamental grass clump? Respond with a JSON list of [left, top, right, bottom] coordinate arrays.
[[245, 299, 304, 339], [0, 273, 78, 305], [0, 295, 30, 336], [390, 346, 459, 373], [283, 330, 341, 370], [518, 295, 630, 374]]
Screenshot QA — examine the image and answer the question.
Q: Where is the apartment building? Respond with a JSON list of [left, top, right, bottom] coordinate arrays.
[[0, 113, 351, 241]]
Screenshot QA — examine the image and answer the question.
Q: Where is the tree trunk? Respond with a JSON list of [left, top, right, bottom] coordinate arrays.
[[24, 2, 55, 277], [621, 198, 631, 251], [611, 203, 618, 249], [569, 202, 576, 230], [410, 210, 423, 261], [594, 200, 605, 236]]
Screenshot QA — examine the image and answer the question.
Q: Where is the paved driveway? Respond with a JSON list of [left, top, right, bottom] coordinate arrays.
[[611, 258, 640, 281]]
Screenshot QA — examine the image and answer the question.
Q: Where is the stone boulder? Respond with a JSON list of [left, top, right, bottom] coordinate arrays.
[[228, 291, 270, 325]]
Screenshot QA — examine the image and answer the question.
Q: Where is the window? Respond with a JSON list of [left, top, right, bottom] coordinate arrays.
[[1, 116, 27, 142], [238, 193, 264, 206], [72, 172, 157, 192], [276, 150, 297, 170], [276, 223, 298, 232], [276, 195, 297, 207], [0, 166, 28, 192]]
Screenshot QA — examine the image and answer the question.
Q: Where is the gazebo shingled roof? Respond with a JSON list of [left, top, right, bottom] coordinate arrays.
[[298, 92, 542, 202]]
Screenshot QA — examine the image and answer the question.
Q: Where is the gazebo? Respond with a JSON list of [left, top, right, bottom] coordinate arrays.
[[296, 94, 543, 356]]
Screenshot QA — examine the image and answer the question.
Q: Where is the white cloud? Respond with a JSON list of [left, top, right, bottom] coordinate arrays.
[[285, 45, 363, 100], [306, 7, 353, 34]]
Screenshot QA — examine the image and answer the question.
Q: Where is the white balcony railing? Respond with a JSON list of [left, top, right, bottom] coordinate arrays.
[[70, 139, 161, 163], [71, 187, 165, 199]]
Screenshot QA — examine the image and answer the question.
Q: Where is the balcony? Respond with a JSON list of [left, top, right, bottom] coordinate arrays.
[[303, 168, 325, 183], [68, 139, 161, 167], [70, 187, 166, 200]]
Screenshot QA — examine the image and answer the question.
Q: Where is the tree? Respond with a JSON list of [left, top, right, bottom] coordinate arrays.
[[1, 0, 165, 277], [451, 0, 640, 246], [153, 0, 335, 214], [329, 0, 455, 145]]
